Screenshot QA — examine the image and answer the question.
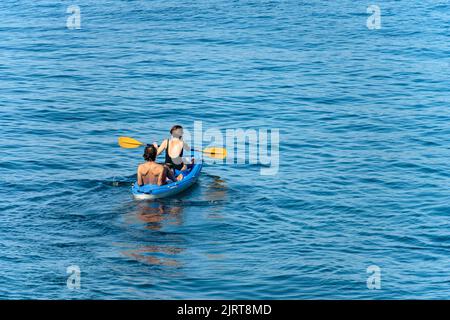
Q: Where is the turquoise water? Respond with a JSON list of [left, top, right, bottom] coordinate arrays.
[[1, 0, 450, 299]]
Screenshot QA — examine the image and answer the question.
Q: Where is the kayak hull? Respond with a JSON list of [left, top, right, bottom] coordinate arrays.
[[131, 154, 202, 200]]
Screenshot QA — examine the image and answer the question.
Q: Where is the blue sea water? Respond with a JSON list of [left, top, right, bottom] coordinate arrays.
[[1, 0, 450, 299]]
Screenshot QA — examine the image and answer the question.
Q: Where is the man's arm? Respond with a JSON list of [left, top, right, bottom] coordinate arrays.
[[137, 165, 143, 186], [157, 165, 167, 186], [163, 165, 177, 182]]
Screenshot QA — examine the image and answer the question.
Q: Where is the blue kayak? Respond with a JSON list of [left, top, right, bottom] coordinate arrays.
[[132, 153, 202, 200]]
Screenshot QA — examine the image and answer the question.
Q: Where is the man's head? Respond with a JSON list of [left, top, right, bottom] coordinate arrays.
[[170, 125, 183, 138], [143, 144, 157, 161]]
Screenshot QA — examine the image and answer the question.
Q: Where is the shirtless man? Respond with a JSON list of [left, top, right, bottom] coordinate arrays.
[[137, 145, 177, 186]]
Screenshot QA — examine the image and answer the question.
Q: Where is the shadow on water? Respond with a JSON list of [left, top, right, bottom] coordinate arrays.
[[112, 173, 228, 268], [124, 200, 184, 231], [117, 200, 186, 267], [122, 245, 185, 268]]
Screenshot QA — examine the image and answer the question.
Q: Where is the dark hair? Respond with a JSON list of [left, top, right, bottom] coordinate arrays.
[[143, 145, 157, 161], [170, 125, 183, 134]]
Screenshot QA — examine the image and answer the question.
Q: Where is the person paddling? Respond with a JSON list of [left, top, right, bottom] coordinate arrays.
[[156, 125, 194, 178], [137, 145, 177, 186]]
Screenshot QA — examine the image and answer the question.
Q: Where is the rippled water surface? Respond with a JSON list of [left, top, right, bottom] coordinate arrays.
[[1, 1, 450, 299]]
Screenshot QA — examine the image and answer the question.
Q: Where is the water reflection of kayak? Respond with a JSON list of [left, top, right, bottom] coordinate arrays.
[[131, 153, 202, 200]]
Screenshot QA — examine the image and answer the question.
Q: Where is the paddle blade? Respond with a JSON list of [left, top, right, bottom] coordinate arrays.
[[202, 147, 227, 159], [118, 137, 145, 149]]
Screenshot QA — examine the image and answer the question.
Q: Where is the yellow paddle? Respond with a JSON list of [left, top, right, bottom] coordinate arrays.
[[118, 136, 227, 160], [201, 147, 227, 159], [118, 136, 146, 148]]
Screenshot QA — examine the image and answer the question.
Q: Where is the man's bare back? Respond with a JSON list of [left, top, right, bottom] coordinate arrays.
[[137, 162, 166, 186], [137, 145, 177, 186]]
